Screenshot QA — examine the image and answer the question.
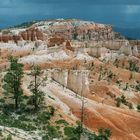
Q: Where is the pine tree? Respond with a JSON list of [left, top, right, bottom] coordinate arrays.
[[3, 56, 24, 110], [29, 65, 45, 110]]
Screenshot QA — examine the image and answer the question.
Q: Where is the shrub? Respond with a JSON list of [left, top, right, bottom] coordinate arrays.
[[127, 102, 133, 109], [64, 126, 78, 139], [42, 134, 49, 140], [129, 60, 139, 72], [47, 125, 61, 138], [123, 83, 129, 91], [0, 98, 5, 103], [121, 95, 127, 104], [115, 97, 121, 107], [55, 119, 69, 125], [116, 80, 122, 87], [107, 71, 114, 79], [0, 114, 36, 131], [48, 106, 55, 116], [37, 111, 51, 123], [136, 84, 140, 91], [18, 115, 30, 121], [137, 104, 140, 112], [98, 128, 112, 140]]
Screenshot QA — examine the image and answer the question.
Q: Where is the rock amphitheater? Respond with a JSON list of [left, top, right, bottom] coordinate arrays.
[[0, 19, 140, 140]]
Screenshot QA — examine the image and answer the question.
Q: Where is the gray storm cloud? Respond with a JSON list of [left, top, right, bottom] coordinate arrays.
[[0, 0, 140, 38]]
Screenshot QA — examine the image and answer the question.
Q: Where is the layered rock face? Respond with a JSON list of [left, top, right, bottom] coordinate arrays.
[[36, 19, 117, 41], [0, 19, 123, 48], [129, 40, 140, 53], [0, 28, 44, 43], [47, 36, 65, 47], [52, 69, 90, 95], [20, 28, 44, 41]]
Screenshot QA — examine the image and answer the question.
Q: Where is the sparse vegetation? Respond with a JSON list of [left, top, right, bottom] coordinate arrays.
[[129, 72, 133, 80], [115, 95, 133, 109], [116, 80, 122, 87], [123, 83, 129, 90], [128, 60, 139, 72], [98, 128, 112, 140], [135, 81, 140, 92], [63, 126, 112, 140], [12, 21, 39, 28]]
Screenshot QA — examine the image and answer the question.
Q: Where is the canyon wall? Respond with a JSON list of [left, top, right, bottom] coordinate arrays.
[[74, 47, 108, 58], [72, 40, 127, 50], [0, 19, 121, 43]]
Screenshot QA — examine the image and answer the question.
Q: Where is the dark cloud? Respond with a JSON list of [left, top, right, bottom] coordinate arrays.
[[21, 0, 140, 5], [0, 0, 140, 38]]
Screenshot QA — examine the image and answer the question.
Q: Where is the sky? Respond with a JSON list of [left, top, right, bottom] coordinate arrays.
[[0, 0, 140, 38]]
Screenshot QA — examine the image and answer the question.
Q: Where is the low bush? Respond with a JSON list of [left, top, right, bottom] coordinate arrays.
[[55, 119, 69, 125], [137, 104, 140, 112], [64, 126, 79, 139], [47, 125, 61, 138], [115, 95, 133, 109], [98, 128, 112, 140]]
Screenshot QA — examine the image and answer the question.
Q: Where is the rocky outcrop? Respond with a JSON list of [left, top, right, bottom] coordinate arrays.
[[20, 28, 44, 41], [74, 46, 108, 58], [129, 40, 140, 46], [0, 19, 124, 46], [0, 28, 44, 43], [87, 46, 108, 58], [36, 19, 121, 41], [0, 34, 14, 43], [132, 45, 139, 56], [119, 41, 139, 56], [52, 69, 90, 95], [119, 41, 132, 56], [129, 40, 140, 53], [47, 36, 65, 47], [65, 40, 74, 51]]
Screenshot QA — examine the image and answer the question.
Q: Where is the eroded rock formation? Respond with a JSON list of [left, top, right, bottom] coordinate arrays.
[[0, 28, 44, 43], [0, 19, 140, 140], [52, 69, 90, 95], [119, 41, 139, 56]]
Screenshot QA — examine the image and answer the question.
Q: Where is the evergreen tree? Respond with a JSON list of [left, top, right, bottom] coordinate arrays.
[[29, 65, 45, 110], [3, 56, 24, 110]]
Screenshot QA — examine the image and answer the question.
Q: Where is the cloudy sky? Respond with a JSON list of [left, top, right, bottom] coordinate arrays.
[[0, 0, 140, 38]]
